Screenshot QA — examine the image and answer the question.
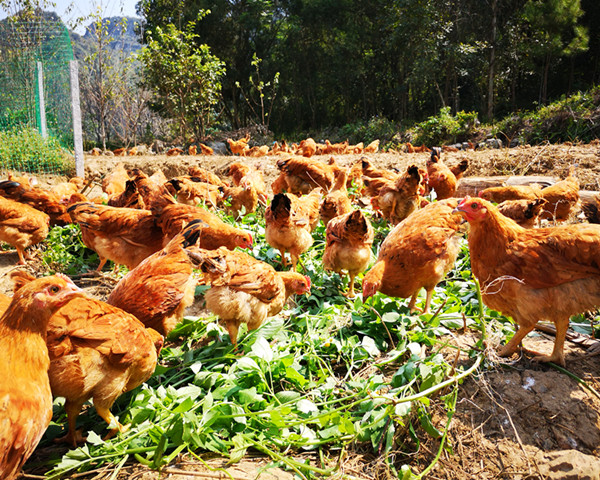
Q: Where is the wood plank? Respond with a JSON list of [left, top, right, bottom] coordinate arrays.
[[456, 175, 557, 197]]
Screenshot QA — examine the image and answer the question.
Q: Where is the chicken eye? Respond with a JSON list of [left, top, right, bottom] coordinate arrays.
[[471, 203, 479, 210], [49, 285, 60, 294]]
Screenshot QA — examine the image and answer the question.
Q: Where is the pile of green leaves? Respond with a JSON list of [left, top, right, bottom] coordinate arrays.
[[0, 127, 72, 175], [41, 224, 99, 275], [40, 206, 491, 479]]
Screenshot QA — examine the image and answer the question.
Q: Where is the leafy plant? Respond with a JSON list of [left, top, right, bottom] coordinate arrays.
[[0, 127, 71, 175], [411, 107, 479, 146], [339, 116, 399, 147], [41, 224, 99, 275], [139, 14, 226, 141]]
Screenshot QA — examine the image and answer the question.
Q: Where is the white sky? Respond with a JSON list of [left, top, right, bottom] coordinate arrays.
[[0, 0, 140, 33]]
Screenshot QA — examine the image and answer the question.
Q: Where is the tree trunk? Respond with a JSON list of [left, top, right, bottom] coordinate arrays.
[[486, 0, 498, 120]]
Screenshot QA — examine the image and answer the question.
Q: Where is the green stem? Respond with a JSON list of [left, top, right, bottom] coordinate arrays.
[[415, 387, 458, 479]]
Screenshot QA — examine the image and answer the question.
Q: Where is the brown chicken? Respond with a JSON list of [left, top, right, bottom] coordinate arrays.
[[319, 168, 352, 226], [166, 177, 223, 209], [107, 180, 146, 209], [276, 156, 338, 194], [364, 139, 380, 154], [140, 185, 253, 251], [362, 176, 395, 198], [102, 162, 129, 197], [363, 199, 465, 313], [478, 184, 543, 203], [53, 177, 85, 200], [497, 198, 547, 228], [107, 220, 206, 336], [298, 138, 318, 157], [221, 181, 259, 218], [375, 165, 424, 225], [226, 162, 268, 205], [166, 147, 184, 156], [199, 143, 214, 155], [190, 247, 311, 348], [361, 157, 398, 183], [323, 210, 374, 298], [0, 180, 70, 225], [227, 134, 250, 156], [0, 274, 83, 480], [0, 196, 50, 265], [449, 158, 469, 180], [406, 142, 431, 153], [539, 165, 580, 222], [10, 271, 162, 446], [582, 194, 600, 224], [426, 148, 458, 200], [323, 139, 349, 155], [265, 191, 321, 270], [454, 196, 600, 366], [67, 202, 164, 270], [187, 166, 226, 187]]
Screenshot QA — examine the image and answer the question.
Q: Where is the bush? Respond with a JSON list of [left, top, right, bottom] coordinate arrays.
[[411, 107, 479, 146], [494, 87, 600, 145], [338, 116, 399, 146], [0, 127, 72, 175]]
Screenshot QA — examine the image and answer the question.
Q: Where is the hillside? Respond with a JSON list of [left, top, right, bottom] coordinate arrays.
[[70, 15, 141, 60]]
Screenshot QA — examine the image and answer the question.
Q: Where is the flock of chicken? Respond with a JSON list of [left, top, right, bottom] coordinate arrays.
[[0, 140, 597, 479]]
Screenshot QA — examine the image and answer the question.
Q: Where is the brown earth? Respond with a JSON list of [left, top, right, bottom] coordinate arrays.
[[9, 141, 600, 479]]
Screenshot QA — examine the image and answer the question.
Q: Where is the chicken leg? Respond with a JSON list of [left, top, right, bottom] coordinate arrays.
[[55, 400, 86, 447], [529, 317, 569, 367], [15, 247, 27, 265], [225, 320, 241, 350], [497, 321, 536, 359]]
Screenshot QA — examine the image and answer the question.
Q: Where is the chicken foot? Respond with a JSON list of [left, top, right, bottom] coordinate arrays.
[[521, 318, 569, 367], [15, 247, 28, 265], [497, 322, 536, 359], [343, 273, 357, 299], [95, 404, 127, 440]]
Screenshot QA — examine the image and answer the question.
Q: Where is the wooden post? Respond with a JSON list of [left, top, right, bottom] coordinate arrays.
[[70, 60, 84, 177], [36, 62, 47, 138]]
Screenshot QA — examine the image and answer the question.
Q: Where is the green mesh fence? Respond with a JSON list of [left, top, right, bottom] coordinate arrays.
[[0, 19, 75, 175]]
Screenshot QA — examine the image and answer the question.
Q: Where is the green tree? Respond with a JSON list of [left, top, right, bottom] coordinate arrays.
[[138, 17, 225, 140], [522, 0, 588, 104]]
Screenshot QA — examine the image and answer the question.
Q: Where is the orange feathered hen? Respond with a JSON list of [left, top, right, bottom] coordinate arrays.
[[455, 196, 600, 366], [363, 199, 465, 313], [107, 220, 206, 336], [0, 274, 83, 480], [323, 209, 374, 298], [189, 247, 311, 348]]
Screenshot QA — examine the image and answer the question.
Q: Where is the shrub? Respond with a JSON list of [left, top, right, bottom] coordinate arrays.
[[493, 87, 600, 145], [339, 116, 399, 146], [0, 127, 72, 175], [411, 107, 479, 146]]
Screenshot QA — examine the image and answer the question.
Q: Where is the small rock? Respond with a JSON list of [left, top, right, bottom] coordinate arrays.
[[536, 450, 600, 480], [208, 141, 228, 156]]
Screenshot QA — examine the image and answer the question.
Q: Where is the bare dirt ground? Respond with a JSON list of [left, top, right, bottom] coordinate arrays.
[[10, 141, 600, 479]]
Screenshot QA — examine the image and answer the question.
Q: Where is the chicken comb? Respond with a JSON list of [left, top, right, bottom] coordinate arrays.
[[304, 275, 312, 288]]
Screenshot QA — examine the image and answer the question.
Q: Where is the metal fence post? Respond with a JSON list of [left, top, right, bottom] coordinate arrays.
[[70, 60, 84, 177], [36, 61, 47, 138]]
